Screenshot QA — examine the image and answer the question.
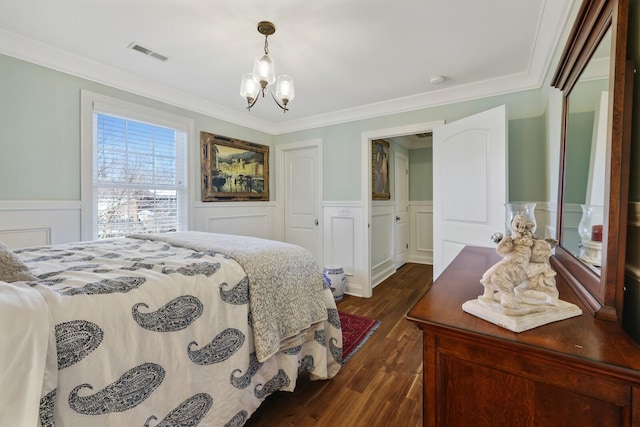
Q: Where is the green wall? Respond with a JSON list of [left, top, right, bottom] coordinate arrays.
[[0, 54, 273, 202], [388, 114, 548, 204], [564, 112, 595, 204], [1, 52, 549, 205], [275, 90, 549, 202], [508, 116, 548, 202], [0, 57, 82, 200], [409, 148, 432, 201]]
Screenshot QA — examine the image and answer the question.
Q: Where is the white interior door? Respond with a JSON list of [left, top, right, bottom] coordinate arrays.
[[283, 144, 322, 265], [394, 152, 409, 268], [432, 105, 507, 280]]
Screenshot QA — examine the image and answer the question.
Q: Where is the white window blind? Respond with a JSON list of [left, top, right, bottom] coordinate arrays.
[[94, 112, 187, 239]]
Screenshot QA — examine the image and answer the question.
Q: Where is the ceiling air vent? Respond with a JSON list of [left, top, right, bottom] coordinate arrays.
[[127, 42, 168, 62], [416, 132, 432, 138]]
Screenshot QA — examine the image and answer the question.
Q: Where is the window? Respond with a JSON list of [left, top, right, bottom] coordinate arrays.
[[81, 91, 191, 240]]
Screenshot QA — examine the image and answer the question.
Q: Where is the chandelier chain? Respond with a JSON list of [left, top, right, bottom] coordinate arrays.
[[264, 35, 269, 55]]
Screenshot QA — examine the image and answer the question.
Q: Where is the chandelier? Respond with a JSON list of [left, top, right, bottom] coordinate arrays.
[[240, 21, 295, 113]]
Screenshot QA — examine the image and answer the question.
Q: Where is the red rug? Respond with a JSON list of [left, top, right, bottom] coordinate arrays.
[[339, 311, 381, 363]]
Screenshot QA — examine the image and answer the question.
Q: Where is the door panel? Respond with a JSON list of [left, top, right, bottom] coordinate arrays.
[[283, 145, 322, 265], [432, 105, 507, 280]]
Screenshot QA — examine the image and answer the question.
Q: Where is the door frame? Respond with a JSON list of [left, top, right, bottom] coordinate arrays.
[[394, 151, 409, 269], [276, 139, 324, 265], [360, 121, 444, 297]]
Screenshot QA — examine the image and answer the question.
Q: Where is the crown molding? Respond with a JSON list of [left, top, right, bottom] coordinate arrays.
[[0, 29, 276, 134], [529, 0, 579, 88], [0, 0, 577, 136], [270, 72, 542, 134]]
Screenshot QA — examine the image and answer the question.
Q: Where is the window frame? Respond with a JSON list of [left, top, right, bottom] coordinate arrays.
[[81, 90, 193, 241]]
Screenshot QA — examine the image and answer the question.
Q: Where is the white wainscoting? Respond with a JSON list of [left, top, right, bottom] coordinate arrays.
[[192, 201, 279, 240], [410, 201, 433, 264], [560, 202, 582, 252], [322, 202, 366, 297], [371, 201, 395, 288], [535, 201, 556, 239], [0, 201, 82, 248]]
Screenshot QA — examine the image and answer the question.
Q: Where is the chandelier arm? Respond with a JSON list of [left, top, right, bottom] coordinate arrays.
[[246, 96, 259, 111], [270, 90, 289, 112]]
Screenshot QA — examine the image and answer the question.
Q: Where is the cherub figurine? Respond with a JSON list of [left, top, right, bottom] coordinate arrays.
[[479, 214, 535, 309], [517, 238, 560, 306]]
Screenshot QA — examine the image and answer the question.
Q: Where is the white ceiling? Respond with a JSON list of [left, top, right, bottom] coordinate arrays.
[[0, 0, 577, 134]]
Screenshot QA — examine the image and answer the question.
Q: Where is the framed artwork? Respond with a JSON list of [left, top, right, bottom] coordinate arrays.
[[372, 139, 390, 200], [200, 131, 269, 201]]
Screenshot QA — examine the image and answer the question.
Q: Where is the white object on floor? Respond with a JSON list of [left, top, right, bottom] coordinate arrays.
[[323, 265, 346, 301]]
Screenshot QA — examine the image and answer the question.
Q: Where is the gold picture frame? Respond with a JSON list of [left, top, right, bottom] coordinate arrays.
[[200, 131, 269, 201], [372, 139, 390, 200]]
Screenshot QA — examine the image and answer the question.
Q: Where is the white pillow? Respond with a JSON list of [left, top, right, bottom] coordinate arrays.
[[0, 241, 38, 282]]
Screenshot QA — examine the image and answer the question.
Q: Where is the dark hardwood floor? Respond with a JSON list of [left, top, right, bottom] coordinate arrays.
[[245, 262, 433, 426]]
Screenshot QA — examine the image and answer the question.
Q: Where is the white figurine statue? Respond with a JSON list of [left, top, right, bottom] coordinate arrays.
[[518, 237, 560, 306], [479, 214, 560, 315], [462, 214, 582, 332], [479, 214, 534, 309]]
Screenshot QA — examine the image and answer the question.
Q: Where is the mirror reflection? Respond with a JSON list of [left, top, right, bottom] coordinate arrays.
[[560, 27, 611, 273]]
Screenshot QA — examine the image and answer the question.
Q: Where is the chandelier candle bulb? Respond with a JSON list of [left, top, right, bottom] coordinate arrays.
[[253, 54, 275, 88], [240, 73, 260, 103], [275, 75, 295, 104]]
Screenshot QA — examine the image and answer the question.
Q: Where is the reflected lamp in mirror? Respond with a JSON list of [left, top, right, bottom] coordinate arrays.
[[578, 204, 604, 267], [504, 203, 537, 237]]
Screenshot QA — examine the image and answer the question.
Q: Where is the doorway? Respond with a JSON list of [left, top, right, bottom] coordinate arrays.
[[361, 121, 444, 295]]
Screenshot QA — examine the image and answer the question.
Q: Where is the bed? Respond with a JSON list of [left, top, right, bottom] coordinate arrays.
[[0, 231, 342, 427]]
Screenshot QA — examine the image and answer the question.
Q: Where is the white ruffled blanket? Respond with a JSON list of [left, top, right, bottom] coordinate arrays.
[[0, 281, 51, 427]]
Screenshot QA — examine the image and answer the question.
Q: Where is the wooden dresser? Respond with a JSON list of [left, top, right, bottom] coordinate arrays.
[[407, 246, 640, 427]]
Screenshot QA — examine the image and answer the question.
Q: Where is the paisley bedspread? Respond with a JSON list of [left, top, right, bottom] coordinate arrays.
[[12, 235, 341, 427], [129, 231, 330, 363]]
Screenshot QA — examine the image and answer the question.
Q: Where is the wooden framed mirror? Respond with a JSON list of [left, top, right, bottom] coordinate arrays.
[[551, 0, 632, 322]]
